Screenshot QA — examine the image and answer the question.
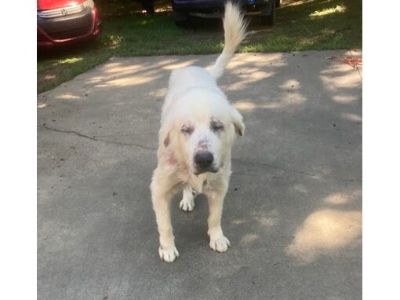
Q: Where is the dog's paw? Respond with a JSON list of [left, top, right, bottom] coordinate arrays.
[[158, 245, 179, 263], [179, 197, 195, 212], [209, 235, 231, 253]]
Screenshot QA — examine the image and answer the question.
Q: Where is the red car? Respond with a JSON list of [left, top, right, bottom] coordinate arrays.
[[37, 0, 101, 48]]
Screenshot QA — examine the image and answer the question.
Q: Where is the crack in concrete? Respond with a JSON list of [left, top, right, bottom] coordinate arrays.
[[41, 124, 156, 151], [40, 125, 359, 181]]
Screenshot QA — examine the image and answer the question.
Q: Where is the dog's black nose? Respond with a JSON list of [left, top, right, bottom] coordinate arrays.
[[194, 151, 214, 168]]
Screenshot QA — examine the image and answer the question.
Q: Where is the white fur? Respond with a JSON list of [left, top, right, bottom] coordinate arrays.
[[150, 1, 246, 263], [207, 1, 248, 79], [179, 184, 195, 212]]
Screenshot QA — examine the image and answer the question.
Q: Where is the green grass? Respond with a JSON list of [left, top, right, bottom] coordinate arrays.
[[37, 0, 361, 93]]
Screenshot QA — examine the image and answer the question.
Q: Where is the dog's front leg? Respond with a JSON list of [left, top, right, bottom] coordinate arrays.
[[206, 187, 231, 253], [150, 170, 179, 262]]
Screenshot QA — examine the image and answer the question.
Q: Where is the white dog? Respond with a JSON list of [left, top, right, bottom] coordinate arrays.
[[150, 2, 247, 262]]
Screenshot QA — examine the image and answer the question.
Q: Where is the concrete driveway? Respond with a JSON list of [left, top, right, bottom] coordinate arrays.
[[38, 51, 362, 300]]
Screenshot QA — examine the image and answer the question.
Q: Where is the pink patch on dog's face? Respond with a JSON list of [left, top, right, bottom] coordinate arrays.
[[167, 152, 177, 165], [196, 140, 209, 151], [161, 148, 177, 166]]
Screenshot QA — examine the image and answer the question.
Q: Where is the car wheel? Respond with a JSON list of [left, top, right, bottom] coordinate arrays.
[[264, 1, 276, 26]]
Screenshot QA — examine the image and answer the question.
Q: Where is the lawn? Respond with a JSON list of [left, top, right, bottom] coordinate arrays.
[[37, 0, 361, 93]]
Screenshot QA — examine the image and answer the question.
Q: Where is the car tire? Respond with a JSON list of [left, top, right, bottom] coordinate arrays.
[[264, 1, 276, 26]]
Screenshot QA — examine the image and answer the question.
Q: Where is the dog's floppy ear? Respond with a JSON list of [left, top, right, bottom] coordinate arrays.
[[231, 106, 245, 136], [160, 121, 178, 148], [159, 124, 173, 148], [163, 131, 170, 147]]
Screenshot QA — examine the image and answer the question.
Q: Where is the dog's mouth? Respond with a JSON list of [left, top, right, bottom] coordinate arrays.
[[194, 165, 219, 175], [193, 162, 224, 175]]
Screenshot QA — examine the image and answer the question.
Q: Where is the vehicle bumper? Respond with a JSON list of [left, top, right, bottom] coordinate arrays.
[[37, 6, 101, 48]]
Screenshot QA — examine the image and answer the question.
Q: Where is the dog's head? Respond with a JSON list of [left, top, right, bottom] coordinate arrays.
[[160, 89, 244, 175]]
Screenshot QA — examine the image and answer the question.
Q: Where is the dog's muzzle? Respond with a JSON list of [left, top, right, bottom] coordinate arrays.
[[194, 151, 218, 174]]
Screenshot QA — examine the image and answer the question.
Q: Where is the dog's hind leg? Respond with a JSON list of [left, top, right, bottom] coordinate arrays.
[[179, 184, 195, 212]]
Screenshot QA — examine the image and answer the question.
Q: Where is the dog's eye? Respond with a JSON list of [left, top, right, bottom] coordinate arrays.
[[181, 125, 194, 135], [211, 121, 224, 132]]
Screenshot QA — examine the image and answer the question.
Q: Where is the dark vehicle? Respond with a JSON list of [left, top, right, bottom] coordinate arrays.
[[171, 0, 280, 26], [138, 0, 155, 14], [37, 0, 101, 48]]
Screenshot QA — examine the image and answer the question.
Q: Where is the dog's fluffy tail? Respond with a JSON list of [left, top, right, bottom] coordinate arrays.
[[207, 1, 247, 79]]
